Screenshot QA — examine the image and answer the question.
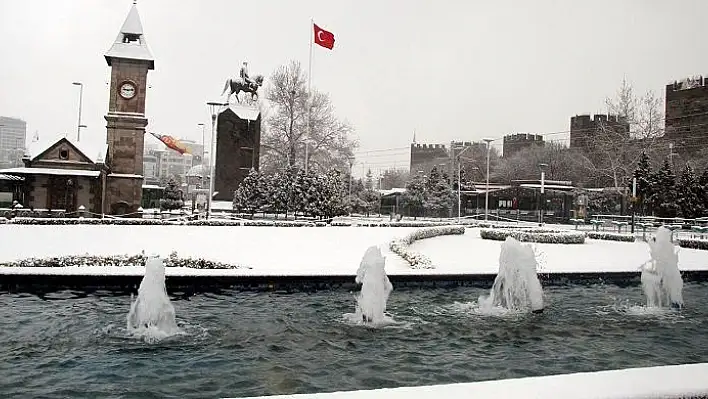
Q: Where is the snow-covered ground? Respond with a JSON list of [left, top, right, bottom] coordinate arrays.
[[0, 225, 707, 276], [236, 363, 708, 399]]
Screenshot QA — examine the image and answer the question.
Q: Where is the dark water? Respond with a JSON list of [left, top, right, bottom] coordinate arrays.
[[1, 284, 708, 399]]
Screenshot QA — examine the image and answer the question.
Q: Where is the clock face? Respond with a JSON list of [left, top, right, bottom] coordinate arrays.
[[119, 82, 136, 99]]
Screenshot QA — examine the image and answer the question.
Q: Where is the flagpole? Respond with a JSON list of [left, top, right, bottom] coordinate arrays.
[[305, 18, 313, 174]]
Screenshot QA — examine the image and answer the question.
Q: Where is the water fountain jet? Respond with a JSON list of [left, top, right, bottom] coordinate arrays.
[[641, 227, 683, 309], [479, 237, 544, 313], [353, 246, 393, 324], [127, 255, 181, 340]]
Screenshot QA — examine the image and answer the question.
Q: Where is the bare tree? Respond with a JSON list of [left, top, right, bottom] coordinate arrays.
[[494, 143, 592, 185], [380, 168, 409, 189], [260, 60, 357, 173], [586, 79, 665, 191]]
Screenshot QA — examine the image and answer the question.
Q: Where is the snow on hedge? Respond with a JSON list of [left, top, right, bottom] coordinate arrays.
[[480, 228, 585, 244], [0, 252, 250, 269], [586, 231, 636, 242], [389, 226, 465, 269], [678, 238, 708, 251]]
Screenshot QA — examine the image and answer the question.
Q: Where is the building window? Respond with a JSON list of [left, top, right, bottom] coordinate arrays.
[[59, 150, 69, 160]]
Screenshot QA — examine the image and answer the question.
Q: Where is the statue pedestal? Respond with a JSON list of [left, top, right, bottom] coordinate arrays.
[[214, 104, 261, 202]]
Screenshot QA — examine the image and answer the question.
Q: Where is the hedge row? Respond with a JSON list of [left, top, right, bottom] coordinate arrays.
[[677, 238, 708, 251], [586, 231, 636, 242], [480, 228, 586, 244], [0, 252, 250, 269], [4, 217, 474, 228], [389, 225, 466, 269]]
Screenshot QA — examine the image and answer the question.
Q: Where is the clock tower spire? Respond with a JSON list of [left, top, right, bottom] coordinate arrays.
[[103, 3, 154, 215]]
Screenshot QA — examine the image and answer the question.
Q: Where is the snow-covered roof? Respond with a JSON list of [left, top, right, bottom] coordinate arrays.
[[0, 173, 24, 181], [142, 184, 164, 190], [519, 183, 576, 191], [378, 188, 406, 196], [0, 167, 100, 178], [104, 4, 154, 69], [108, 173, 143, 179], [186, 164, 208, 177], [226, 104, 261, 121], [26, 136, 107, 164]]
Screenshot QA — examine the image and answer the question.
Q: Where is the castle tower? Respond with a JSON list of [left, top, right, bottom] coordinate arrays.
[[103, 3, 154, 215]]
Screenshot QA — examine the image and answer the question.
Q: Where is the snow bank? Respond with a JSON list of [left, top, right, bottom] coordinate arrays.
[[388, 226, 465, 269], [234, 363, 708, 399]]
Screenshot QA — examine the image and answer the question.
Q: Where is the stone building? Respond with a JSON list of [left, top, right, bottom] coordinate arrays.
[[503, 133, 544, 158], [664, 75, 708, 155], [0, 138, 107, 214], [0, 117, 27, 169], [214, 105, 261, 201], [409, 143, 449, 175], [569, 114, 629, 152], [0, 4, 154, 216]]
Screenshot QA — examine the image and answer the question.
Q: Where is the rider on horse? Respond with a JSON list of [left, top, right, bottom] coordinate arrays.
[[240, 61, 256, 88]]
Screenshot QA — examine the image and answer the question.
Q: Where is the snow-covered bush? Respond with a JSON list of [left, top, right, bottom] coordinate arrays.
[[389, 225, 465, 269], [186, 219, 243, 226], [677, 238, 708, 251], [8, 217, 173, 225], [0, 253, 250, 269], [586, 231, 636, 242], [480, 228, 585, 244]]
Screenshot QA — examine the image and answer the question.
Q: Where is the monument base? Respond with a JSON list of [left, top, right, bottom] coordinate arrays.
[[214, 104, 261, 202]]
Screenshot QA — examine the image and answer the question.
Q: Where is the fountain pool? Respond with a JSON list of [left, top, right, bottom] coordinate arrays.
[[1, 283, 707, 398]]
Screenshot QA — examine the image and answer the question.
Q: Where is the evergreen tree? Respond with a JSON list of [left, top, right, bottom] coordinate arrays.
[[267, 172, 288, 217], [632, 152, 653, 215], [402, 174, 426, 219], [322, 169, 347, 218], [426, 166, 442, 192], [650, 160, 678, 218], [304, 169, 325, 217], [676, 164, 704, 219], [359, 188, 381, 216], [699, 168, 708, 212], [160, 178, 184, 211], [233, 168, 266, 215], [424, 167, 455, 217], [290, 167, 309, 215], [364, 169, 374, 190]]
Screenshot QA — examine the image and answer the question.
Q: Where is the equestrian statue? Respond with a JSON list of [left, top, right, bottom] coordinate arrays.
[[221, 61, 264, 104]]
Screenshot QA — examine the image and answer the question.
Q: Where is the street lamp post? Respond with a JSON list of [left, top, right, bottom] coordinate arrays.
[[206, 102, 227, 219], [631, 177, 637, 234], [197, 122, 206, 213], [72, 82, 84, 142], [538, 163, 548, 225], [483, 138, 493, 221], [455, 146, 472, 222]]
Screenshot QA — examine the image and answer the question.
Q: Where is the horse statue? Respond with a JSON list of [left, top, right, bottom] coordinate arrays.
[[221, 75, 264, 104]]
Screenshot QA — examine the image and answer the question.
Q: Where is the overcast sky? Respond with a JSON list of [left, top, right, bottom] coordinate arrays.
[[1, 0, 707, 176]]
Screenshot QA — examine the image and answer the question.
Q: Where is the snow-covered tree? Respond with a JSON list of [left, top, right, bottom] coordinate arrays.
[[424, 166, 454, 217], [260, 60, 356, 173], [676, 164, 704, 219], [632, 152, 654, 215], [649, 160, 678, 218], [160, 178, 184, 211], [233, 168, 266, 215], [402, 174, 426, 219]]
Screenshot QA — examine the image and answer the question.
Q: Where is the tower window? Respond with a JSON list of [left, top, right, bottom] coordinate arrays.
[[123, 34, 141, 44]]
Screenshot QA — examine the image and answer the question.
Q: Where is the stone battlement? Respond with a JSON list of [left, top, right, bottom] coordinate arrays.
[[668, 75, 708, 91], [504, 133, 543, 142], [411, 143, 447, 151], [571, 114, 624, 125]]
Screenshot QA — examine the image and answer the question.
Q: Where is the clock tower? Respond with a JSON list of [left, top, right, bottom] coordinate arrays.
[[103, 3, 154, 215]]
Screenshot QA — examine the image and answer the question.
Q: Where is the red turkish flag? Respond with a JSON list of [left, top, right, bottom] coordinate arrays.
[[313, 23, 335, 50]]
